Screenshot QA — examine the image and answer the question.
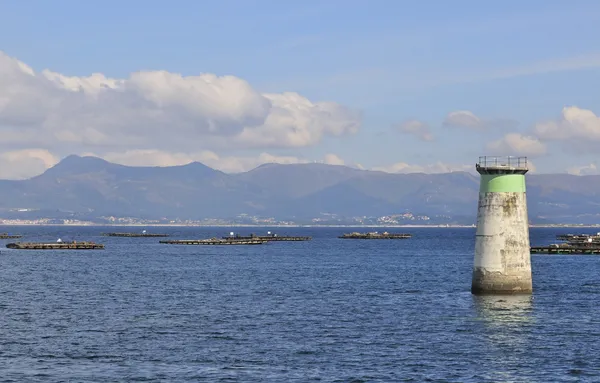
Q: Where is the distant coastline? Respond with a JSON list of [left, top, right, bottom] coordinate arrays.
[[0, 223, 598, 228], [0, 223, 464, 228]]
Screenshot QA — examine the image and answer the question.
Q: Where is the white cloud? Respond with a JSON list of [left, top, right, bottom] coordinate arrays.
[[394, 120, 434, 141], [443, 110, 483, 129], [97, 149, 348, 173], [0, 51, 360, 153], [475, 53, 600, 83], [323, 153, 345, 165], [373, 161, 473, 174], [233, 93, 360, 148], [566, 163, 598, 175], [534, 106, 600, 143], [373, 159, 540, 174], [442, 110, 516, 131], [100, 150, 302, 173], [101, 150, 209, 167], [209, 152, 310, 173], [487, 133, 547, 156], [0, 149, 59, 179]]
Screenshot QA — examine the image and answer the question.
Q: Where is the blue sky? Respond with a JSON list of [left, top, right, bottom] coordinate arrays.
[[0, 0, 599, 177]]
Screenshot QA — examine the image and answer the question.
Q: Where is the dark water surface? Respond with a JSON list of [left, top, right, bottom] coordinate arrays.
[[0, 226, 599, 382]]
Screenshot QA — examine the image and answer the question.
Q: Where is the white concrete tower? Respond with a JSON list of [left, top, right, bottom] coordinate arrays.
[[472, 156, 532, 295]]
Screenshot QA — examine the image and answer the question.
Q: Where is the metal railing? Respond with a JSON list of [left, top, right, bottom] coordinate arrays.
[[477, 156, 528, 170]]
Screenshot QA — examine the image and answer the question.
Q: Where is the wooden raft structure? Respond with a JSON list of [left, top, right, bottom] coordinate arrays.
[[556, 233, 600, 242], [0, 233, 22, 239], [6, 241, 105, 250], [160, 238, 267, 245], [338, 231, 412, 239], [222, 233, 311, 242], [530, 234, 600, 254], [531, 245, 600, 255], [103, 232, 170, 237], [530, 233, 600, 255], [532, 232, 600, 254]]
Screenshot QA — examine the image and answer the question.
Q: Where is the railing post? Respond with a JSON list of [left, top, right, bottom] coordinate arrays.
[[477, 156, 528, 170]]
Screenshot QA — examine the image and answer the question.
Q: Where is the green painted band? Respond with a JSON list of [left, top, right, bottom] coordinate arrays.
[[479, 174, 526, 193]]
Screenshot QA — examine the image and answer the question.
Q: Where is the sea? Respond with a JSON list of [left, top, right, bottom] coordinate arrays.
[[0, 225, 599, 382]]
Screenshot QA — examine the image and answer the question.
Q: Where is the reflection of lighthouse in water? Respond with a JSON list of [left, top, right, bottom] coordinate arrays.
[[473, 294, 534, 349], [474, 295, 533, 324], [470, 294, 534, 382]]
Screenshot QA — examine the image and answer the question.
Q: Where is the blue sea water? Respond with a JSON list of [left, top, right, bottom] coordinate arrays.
[[0, 225, 599, 382]]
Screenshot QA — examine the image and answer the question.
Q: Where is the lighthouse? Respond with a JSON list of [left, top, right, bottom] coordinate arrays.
[[472, 156, 532, 295]]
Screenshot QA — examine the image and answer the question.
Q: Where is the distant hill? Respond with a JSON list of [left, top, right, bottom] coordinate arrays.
[[0, 155, 599, 224]]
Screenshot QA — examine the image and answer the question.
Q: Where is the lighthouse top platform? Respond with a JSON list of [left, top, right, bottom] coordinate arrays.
[[476, 156, 528, 175]]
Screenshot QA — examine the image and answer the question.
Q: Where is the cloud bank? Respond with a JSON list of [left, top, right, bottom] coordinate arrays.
[[0, 50, 363, 178], [1, 50, 598, 178], [0, 51, 360, 151], [394, 120, 434, 141], [487, 133, 546, 156], [443, 110, 484, 129], [534, 106, 600, 150], [372, 161, 473, 174], [99, 150, 347, 173]]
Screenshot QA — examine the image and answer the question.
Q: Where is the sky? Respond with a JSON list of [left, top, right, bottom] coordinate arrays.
[[1, 0, 600, 179]]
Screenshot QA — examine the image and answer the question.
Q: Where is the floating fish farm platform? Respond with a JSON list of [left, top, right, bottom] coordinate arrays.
[[556, 233, 600, 242], [222, 234, 311, 242], [532, 232, 600, 254], [530, 245, 600, 255], [0, 233, 22, 239], [6, 241, 105, 250], [102, 232, 170, 237], [338, 232, 412, 239], [160, 238, 267, 245]]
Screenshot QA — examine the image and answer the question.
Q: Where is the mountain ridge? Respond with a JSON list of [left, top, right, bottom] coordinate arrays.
[[0, 155, 598, 224]]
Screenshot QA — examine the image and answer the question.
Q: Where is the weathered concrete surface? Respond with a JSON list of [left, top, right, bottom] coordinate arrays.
[[472, 191, 532, 295]]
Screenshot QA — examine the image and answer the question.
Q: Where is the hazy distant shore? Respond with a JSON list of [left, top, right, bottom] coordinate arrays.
[[0, 223, 472, 228], [0, 223, 597, 228]]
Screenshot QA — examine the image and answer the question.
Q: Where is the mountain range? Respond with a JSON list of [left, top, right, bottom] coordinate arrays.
[[0, 155, 599, 224]]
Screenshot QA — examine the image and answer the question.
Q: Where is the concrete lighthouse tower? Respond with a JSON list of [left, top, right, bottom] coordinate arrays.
[[472, 156, 532, 295]]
